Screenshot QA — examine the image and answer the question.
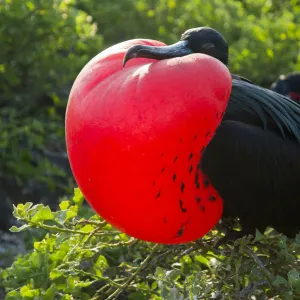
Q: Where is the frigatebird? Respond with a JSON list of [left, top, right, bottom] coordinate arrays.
[[123, 27, 300, 241], [271, 72, 300, 102]]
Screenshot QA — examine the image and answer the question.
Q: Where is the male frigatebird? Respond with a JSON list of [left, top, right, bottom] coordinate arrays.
[[271, 72, 300, 102], [123, 27, 300, 241]]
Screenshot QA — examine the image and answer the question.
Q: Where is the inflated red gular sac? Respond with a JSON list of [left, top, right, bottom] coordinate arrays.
[[65, 38, 232, 244]]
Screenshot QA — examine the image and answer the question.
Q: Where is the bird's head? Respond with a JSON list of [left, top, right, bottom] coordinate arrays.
[[123, 27, 229, 67], [271, 72, 300, 102]]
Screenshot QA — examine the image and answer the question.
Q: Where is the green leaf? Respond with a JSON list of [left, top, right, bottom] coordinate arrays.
[[94, 255, 108, 273], [80, 224, 95, 233], [10, 224, 32, 232], [295, 283, 300, 295], [287, 269, 300, 287], [24, 202, 34, 211], [272, 275, 289, 288], [76, 279, 93, 287], [25, 1, 35, 11], [54, 205, 77, 225], [20, 285, 40, 297], [49, 269, 63, 280], [295, 234, 300, 245], [31, 206, 54, 223], [195, 255, 210, 267], [254, 229, 263, 242], [168, 287, 184, 300], [278, 236, 287, 249], [54, 210, 68, 225], [5, 290, 22, 300], [59, 200, 70, 210], [165, 269, 181, 282], [66, 207, 78, 220], [151, 281, 158, 290], [42, 284, 57, 300], [66, 276, 76, 290], [155, 267, 166, 278], [281, 291, 294, 300], [73, 188, 84, 206]]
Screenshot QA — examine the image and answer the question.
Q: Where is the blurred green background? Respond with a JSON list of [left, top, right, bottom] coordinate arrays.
[[0, 0, 299, 229], [0, 1, 300, 299]]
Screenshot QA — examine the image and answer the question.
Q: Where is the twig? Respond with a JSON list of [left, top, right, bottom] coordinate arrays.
[[245, 249, 275, 284], [85, 237, 136, 250], [74, 219, 106, 226], [93, 243, 160, 300], [235, 280, 269, 299], [93, 284, 111, 297], [73, 269, 121, 287], [24, 218, 119, 236], [63, 223, 105, 262], [234, 256, 242, 291]]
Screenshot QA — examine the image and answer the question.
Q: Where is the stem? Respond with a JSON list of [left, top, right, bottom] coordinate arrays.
[[234, 256, 242, 291], [245, 249, 275, 284], [64, 223, 105, 263], [75, 219, 107, 226], [25, 218, 119, 236], [84, 238, 137, 250], [93, 284, 111, 297], [93, 243, 160, 300], [75, 269, 121, 287], [236, 280, 269, 298]]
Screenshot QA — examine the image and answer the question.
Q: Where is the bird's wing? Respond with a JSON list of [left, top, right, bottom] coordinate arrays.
[[201, 120, 300, 237], [231, 74, 253, 84], [224, 79, 300, 142]]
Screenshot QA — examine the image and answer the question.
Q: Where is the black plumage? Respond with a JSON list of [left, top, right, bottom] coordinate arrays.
[[123, 27, 300, 240]]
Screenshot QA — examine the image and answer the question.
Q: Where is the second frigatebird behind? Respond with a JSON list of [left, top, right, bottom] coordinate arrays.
[[123, 27, 300, 241], [271, 72, 300, 102]]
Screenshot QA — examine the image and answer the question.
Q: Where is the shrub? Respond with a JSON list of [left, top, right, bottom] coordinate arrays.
[[78, 0, 300, 86], [1, 189, 300, 299], [0, 0, 102, 206]]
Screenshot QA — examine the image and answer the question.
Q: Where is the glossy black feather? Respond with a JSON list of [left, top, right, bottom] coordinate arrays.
[[227, 79, 300, 142], [201, 119, 300, 238], [202, 79, 300, 238], [231, 74, 253, 84]]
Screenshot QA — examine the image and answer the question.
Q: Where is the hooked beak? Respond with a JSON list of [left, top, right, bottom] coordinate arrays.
[[123, 40, 192, 68]]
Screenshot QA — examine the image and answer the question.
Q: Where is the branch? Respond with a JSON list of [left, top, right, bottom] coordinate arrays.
[[236, 280, 269, 298], [93, 244, 160, 300], [245, 249, 275, 284], [24, 218, 119, 236]]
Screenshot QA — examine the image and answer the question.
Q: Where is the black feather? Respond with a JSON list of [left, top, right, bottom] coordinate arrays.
[[226, 79, 300, 142], [202, 120, 300, 238]]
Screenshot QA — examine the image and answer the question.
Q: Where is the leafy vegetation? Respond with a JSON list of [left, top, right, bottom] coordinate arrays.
[[78, 0, 300, 85], [0, 0, 102, 190], [1, 189, 300, 299], [0, 0, 300, 299]]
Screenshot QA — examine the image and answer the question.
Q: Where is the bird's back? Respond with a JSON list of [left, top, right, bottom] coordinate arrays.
[[201, 79, 300, 237]]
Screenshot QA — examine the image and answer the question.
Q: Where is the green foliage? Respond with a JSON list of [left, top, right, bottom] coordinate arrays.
[[78, 0, 300, 86], [1, 0, 299, 190], [0, 0, 102, 187], [1, 189, 300, 299], [0, 0, 101, 104], [2, 1, 300, 299]]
